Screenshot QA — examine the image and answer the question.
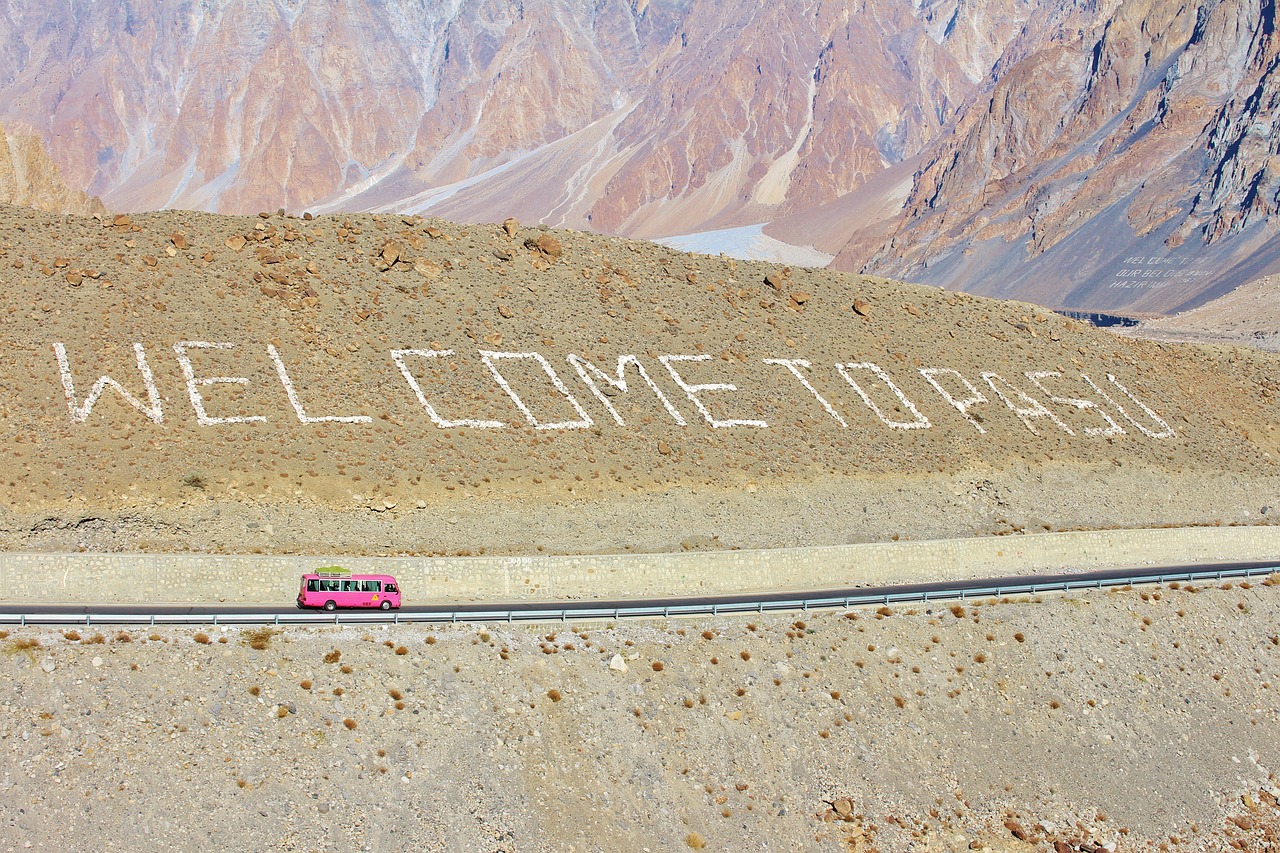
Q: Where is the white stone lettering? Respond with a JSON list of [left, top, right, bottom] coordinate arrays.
[[763, 358, 847, 427], [981, 371, 1073, 436], [566, 353, 687, 426], [480, 350, 593, 430], [268, 345, 372, 424], [835, 362, 930, 430], [658, 354, 767, 428], [919, 367, 987, 434], [53, 342, 164, 424], [172, 342, 266, 426], [1024, 371, 1124, 437], [1081, 373, 1176, 438], [389, 349, 504, 429]]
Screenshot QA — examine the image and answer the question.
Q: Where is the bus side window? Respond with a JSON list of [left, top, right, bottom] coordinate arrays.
[[384, 583, 398, 594], [342, 580, 356, 592], [322, 580, 339, 592], [307, 579, 318, 592], [362, 580, 380, 592]]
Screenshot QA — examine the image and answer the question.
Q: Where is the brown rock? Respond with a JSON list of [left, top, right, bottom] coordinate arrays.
[[790, 291, 810, 305], [413, 258, 442, 279], [968, 842, 984, 850], [1003, 820, 1028, 841], [657, 440, 671, 455], [853, 298, 871, 316], [424, 227, 443, 239], [380, 240, 403, 264], [764, 272, 784, 289], [535, 234, 562, 258], [1053, 842, 1072, 853], [112, 214, 130, 227], [225, 235, 247, 251], [142, 255, 158, 267], [832, 798, 853, 818], [64, 271, 83, 286], [498, 304, 514, 319], [502, 217, 519, 237], [171, 232, 188, 250], [492, 247, 513, 261]]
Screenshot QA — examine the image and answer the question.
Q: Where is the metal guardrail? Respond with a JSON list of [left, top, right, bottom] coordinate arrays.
[[1, 564, 1275, 627]]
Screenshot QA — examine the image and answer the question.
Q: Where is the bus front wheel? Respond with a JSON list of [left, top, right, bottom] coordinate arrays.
[[323, 600, 337, 612], [379, 600, 392, 611]]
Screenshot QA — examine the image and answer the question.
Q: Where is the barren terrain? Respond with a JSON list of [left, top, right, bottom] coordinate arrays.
[[1, 205, 1278, 556], [2, 580, 1279, 851]]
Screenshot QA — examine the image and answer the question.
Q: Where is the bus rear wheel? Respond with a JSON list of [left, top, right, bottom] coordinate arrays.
[[323, 600, 337, 612], [379, 600, 392, 611]]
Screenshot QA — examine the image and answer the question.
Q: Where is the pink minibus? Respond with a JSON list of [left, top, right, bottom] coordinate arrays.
[[297, 568, 402, 611]]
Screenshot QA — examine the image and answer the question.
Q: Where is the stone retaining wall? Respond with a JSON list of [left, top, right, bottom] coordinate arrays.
[[2, 526, 1279, 605]]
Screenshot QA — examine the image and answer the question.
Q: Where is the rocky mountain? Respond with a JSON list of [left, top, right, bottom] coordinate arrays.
[[0, 124, 103, 216], [0, 0, 1277, 314]]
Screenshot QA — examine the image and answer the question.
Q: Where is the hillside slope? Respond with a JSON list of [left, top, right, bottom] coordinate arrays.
[[0, 205, 1276, 554]]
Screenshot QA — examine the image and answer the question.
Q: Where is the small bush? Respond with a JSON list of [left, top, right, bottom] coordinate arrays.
[[63, 630, 81, 641], [340, 665, 352, 674], [343, 718, 357, 730], [389, 689, 403, 701], [248, 686, 260, 697], [740, 650, 751, 661], [547, 689, 562, 702], [651, 661, 664, 672], [323, 650, 341, 664], [395, 646, 408, 655], [243, 627, 278, 651], [194, 633, 211, 645], [300, 680, 312, 690]]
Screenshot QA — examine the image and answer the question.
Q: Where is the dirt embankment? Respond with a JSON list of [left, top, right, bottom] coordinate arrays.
[[0, 205, 1277, 555], [2, 579, 1279, 850]]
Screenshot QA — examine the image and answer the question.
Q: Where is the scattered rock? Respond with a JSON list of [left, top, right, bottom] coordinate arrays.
[[502, 217, 519, 237], [765, 272, 785, 289], [112, 214, 130, 227], [853, 298, 872, 316], [225, 235, 247, 251]]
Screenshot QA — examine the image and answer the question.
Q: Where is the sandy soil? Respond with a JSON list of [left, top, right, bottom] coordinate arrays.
[[0, 205, 1277, 555], [2, 579, 1278, 851]]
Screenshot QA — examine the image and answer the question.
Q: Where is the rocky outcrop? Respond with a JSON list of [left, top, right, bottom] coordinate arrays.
[[0, 125, 104, 216]]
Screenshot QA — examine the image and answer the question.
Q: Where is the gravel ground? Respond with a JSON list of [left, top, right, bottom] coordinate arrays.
[[2, 579, 1278, 851]]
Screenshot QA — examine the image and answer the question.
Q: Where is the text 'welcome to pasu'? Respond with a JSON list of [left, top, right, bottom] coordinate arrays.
[[49, 341, 1177, 441]]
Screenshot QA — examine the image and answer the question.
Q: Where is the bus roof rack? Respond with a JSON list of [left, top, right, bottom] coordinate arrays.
[[314, 566, 351, 577]]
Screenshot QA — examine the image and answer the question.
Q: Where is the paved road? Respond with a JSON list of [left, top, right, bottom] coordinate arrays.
[[2, 560, 1275, 623]]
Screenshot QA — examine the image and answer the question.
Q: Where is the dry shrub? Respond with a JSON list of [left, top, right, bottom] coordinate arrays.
[[194, 633, 211, 645], [248, 685, 260, 697], [389, 689, 403, 701], [701, 630, 715, 640], [739, 650, 751, 661], [300, 680, 312, 690], [893, 695, 906, 709], [340, 665, 352, 674], [651, 661, 664, 672], [547, 688, 562, 702], [686, 831, 707, 849], [395, 701, 405, 710], [276, 706, 290, 718], [63, 630, 81, 641], [949, 604, 966, 618], [343, 718, 357, 730], [85, 633, 106, 645], [114, 631, 133, 643], [394, 646, 408, 655], [1014, 632, 1026, 643], [243, 627, 278, 651], [6, 637, 41, 652], [425, 636, 437, 645], [323, 649, 341, 664]]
